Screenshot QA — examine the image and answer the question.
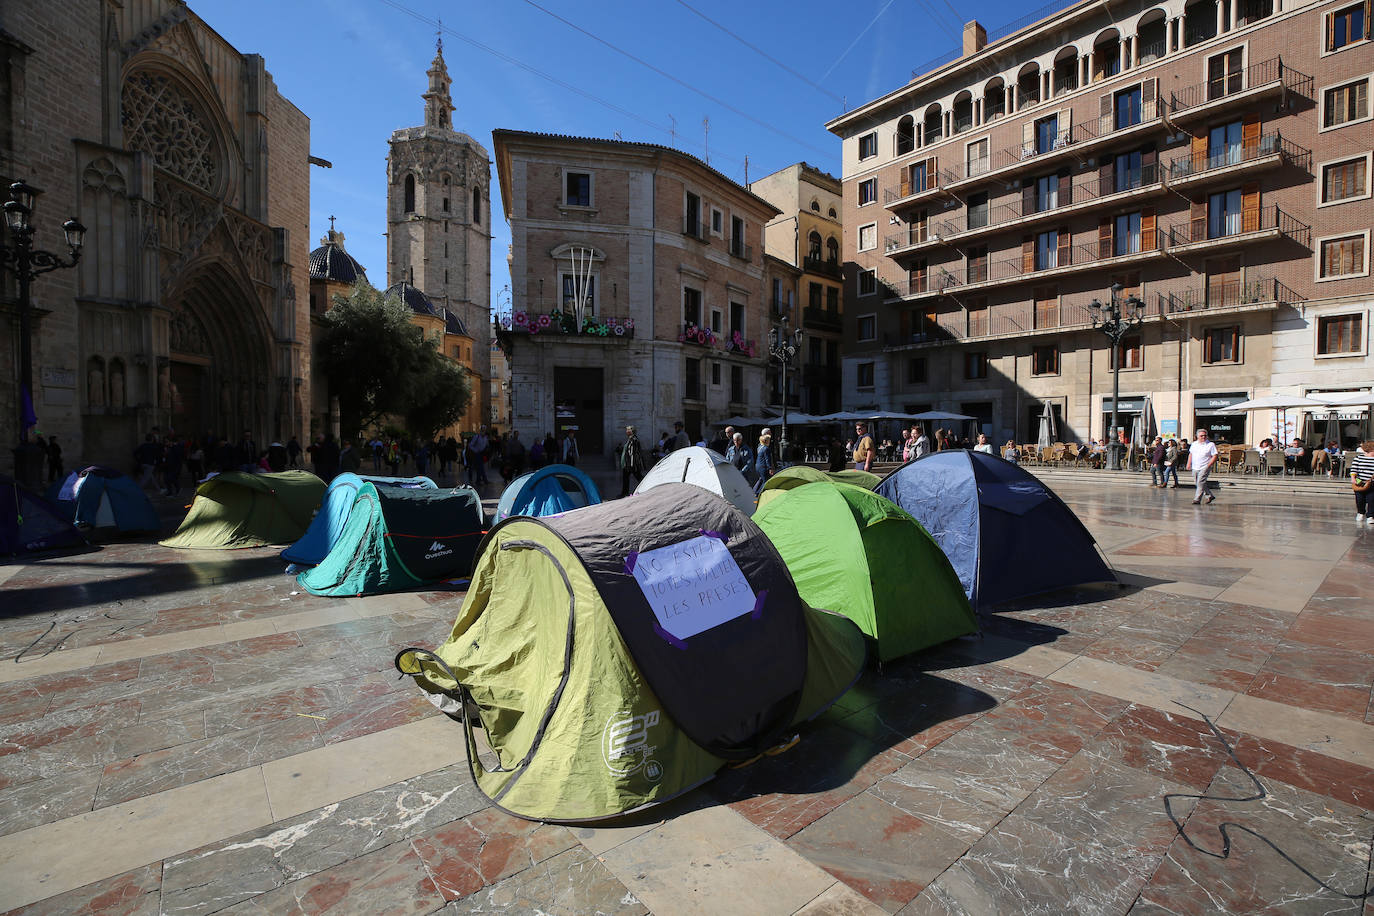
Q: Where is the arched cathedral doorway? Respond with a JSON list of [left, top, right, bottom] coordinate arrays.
[[167, 262, 274, 444]]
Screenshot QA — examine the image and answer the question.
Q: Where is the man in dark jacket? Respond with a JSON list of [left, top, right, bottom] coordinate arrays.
[[618, 425, 646, 497]]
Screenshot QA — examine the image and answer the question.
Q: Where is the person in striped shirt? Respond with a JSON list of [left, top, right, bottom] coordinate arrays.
[[1351, 441, 1374, 526]]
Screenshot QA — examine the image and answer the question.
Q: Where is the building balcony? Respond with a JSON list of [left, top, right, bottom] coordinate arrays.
[[887, 228, 1168, 300], [881, 275, 1295, 350], [802, 255, 843, 279], [1165, 205, 1310, 255], [1164, 134, 1310, 189], [679, 323, 761, 358], [925, 164, 1166, 246], [497, 310, 636, 340], [769, 298, 790, 322], [943, 99, 1165, 192], [802, 305, 842, 332], [1166, 57, 1313, 122], [683, 219, 710, 242], [729, 239, 753, 262], [1155, 274, 1298, 316]]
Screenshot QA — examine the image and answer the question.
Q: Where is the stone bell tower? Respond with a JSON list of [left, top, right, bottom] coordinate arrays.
[[386, 36, 491, 422]]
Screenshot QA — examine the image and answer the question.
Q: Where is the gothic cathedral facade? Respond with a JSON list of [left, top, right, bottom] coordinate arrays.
[[386, 40, 491, 427]]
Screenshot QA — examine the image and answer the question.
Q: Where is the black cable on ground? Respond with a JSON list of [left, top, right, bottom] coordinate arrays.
[[1164, 701, 1374, 901]]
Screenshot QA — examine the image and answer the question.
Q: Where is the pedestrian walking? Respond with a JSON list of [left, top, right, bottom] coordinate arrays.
[[502, 431, 526, 482], [46, 435, 63, 484], [1162, 437, 1180, 487], [670, 421, 690, 452], [187, 439, 205, 483], [726, 432, 756, 486], [560, 429, 580, 466], [753, 432, 775, 494], [618, 425, 646, 496], [1350, 440, 1374, 526], [134, 434, 160, 486], [852, 422, 875, 472], [287, 436, 302, 469], [1186, 428, 1218, 505], [1149, 436, 1167, 488]]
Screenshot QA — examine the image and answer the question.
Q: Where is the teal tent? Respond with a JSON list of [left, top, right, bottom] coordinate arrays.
[[298, 483, 484, 596], [494, 464, 601, 522], [282, 473, 436, 566]]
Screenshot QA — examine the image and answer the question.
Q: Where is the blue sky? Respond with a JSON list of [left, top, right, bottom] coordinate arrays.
[[194, 0, 1014, 312]]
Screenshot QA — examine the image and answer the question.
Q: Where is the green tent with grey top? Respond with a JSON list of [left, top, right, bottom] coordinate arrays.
[[160, 470, 325, 549], [395, 483, 866, 823], [755, 465, 881, 510], [754, 482, 976, 662], [298, 483, 484, 596]]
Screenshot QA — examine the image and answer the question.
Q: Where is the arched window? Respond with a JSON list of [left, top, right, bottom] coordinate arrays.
[[896, 115, 915, 155], [404, 174, 415, 213], [922, 104, 943, 144], [472, 186, 481, 225], [808, 230, 822, 261], [826, 236, 839, 263], [810, 199, 821, 211], [828, 207, 837, 218]]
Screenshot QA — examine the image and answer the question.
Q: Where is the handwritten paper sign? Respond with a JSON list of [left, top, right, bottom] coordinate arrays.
[[627, 534, 757, 642]]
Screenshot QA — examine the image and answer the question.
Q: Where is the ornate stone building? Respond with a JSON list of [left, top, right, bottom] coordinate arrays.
[[386, 38, 490, 427], [0, 0, 311, 471]]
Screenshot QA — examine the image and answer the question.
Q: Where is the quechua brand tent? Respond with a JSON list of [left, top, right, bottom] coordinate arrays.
[[755, 483, 975, 661], [875, 451, 1115, 611], [494, 464, 601, 522], [635, 446, 756, 515], [1, 475, 85, 555], [46, 466, 159, 533], [755, 465, 880, 510], [282, 473, 437, 566], [298, 483, 483, 596], [160, 471, 325, 549], [395, 483, 865, 822]]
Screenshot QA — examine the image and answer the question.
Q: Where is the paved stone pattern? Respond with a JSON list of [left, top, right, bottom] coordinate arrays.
[[0, 478, 1371, 914]]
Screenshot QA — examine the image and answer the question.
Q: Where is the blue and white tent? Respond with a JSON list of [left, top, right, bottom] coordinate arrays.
[[494, 464, 601, 522], [875, 451, 1114, 611], [46, 466, 159, 533], [282, 473, 436, 566]]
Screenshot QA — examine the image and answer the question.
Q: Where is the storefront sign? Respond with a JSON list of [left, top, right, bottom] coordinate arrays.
[[1102, 397, 1146, 412], [1161, 419, 1178, 436], [1194, 392, 1248, 411]]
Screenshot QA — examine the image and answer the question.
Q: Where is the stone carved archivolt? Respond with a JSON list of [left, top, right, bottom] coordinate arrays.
[[169, 307, 211, 357], [82, 158, 127, 196], [122, 71, 220, 193]]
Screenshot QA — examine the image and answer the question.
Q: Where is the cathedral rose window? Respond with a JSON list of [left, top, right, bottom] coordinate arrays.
[[121, 71, 221, 193]]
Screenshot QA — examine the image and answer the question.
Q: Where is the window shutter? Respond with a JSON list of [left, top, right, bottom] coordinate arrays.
[[1142, 208, 1157, 249], [1058, 225, 1071, 266], [1142, 146, 1157, 184], [1241, 113, 1261, 157], [1060, 107, 1073, 142], [1241, 182, 1261, 233], [1022, 120, 1036, 152], [1022, 180, 1035, 216], [1326, 11, 1336, 51], [1190, 198, 1207, 242], [1142, 78, 1157, 114], [927, 157, 939, 189], [1100, 92, 1113, 132], [1022, 236, 1034, 272], [1190, 133, 1207, 173], [1059, 170, 1073, 205], [1099, 216, 1114, 258]]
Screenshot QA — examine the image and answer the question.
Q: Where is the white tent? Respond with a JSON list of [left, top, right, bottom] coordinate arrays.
[[636, 446, 757, 515]]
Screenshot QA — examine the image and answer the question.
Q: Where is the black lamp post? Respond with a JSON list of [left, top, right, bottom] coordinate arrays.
[[1, 180, 85, 488], [768, 316, 803, 464], [1089, 282, 1143, 471]]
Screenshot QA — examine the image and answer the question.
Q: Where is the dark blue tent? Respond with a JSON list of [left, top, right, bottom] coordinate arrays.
[[45, 466, 160, 533], [2, 475, 85, 555], [494, 464, 601, 522], [875, 451, 1114, 610]]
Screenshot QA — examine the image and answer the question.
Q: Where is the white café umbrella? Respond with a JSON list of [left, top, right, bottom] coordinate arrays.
[[1315, 391, 1373, 407]]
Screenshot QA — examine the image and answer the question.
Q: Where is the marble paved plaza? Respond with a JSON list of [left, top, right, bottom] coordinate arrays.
[[0, 477, 1371, 914]]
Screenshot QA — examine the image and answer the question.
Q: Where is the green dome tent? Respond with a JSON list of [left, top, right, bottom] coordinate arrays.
[[755, 465, 881, 510], [754, 483, 976, 662], [160, 471, 325, 549], [299, 484, 484, 597], [396, 483, 865, 823]]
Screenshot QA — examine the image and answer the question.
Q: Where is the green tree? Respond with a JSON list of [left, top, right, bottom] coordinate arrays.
[[319, 283, 471, 437]]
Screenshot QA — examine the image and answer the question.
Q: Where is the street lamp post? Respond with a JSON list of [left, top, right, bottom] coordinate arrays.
[[1, 181, 85, 488], [768, 316, 803, 465], [1089, 282, 1144, 471]]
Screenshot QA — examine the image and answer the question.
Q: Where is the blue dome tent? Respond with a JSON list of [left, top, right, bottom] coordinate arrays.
[[875, 451, 1115, 611], [2, 475, 85, 555], [494, 464, 601, 522], [282, 473, 436, 566], [45, 466, 159, 533]]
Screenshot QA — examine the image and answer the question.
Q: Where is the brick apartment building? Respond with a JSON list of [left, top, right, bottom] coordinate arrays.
[[492, 130, 781, 454], [827, 0, 1373, 446], [750, 163, 846, 415]]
